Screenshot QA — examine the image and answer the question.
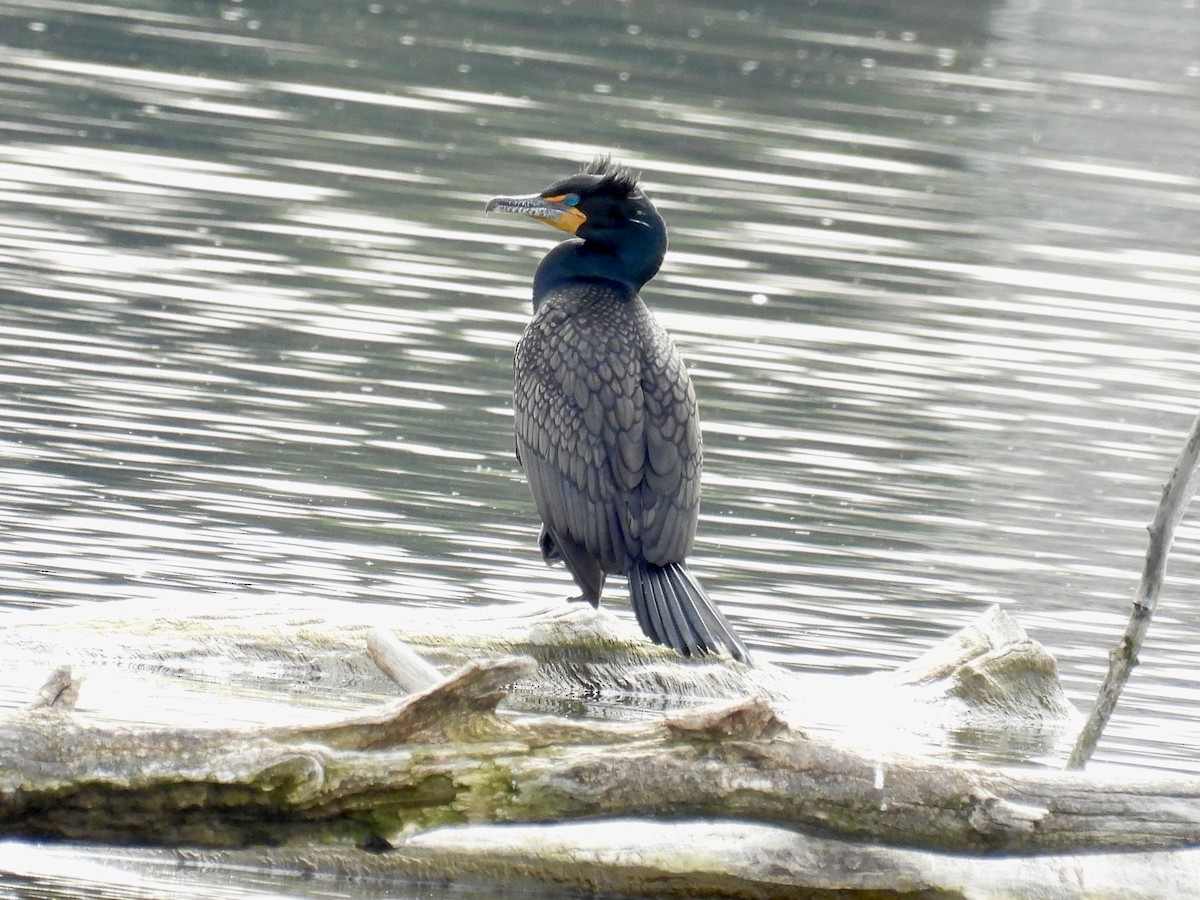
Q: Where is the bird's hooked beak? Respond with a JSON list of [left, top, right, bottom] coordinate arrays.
[[485, 193, 586, 235]]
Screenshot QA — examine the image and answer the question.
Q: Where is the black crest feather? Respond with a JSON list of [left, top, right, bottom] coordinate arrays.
[[583, 155, 642, 197]]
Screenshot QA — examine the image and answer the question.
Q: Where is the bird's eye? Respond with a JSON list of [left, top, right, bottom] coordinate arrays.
[[564, 193, 580, 207]]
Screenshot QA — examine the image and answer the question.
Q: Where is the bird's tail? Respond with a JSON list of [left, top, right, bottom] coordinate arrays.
[[627, 560, 751, 664]]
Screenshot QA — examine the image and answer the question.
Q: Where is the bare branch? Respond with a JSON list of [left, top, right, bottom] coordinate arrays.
[[368, 627, 444, 692], [1068, 412, 1200, 769]]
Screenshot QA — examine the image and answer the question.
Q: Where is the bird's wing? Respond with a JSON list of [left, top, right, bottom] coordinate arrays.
[[513, 294, 637, 572], [636, 318, 701, 564], [513, 286, 700, 570]]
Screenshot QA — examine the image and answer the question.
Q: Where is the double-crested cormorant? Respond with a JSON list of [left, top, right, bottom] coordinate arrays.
[[486, 157, 750, 664]]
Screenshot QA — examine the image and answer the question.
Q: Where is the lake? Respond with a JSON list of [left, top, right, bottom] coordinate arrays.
[[1, 0, 1199, 895]]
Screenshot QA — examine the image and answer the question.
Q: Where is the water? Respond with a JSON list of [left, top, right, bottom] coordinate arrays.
[[1, 0, 1199, 893]]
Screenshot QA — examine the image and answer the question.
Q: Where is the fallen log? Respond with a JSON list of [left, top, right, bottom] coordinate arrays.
[[2, 658, 1193, 854], [1, 647, 1199, 898], [0, 600, 1197, 897]]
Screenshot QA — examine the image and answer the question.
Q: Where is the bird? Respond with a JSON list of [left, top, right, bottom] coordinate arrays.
[[485, 156, 750, 664]]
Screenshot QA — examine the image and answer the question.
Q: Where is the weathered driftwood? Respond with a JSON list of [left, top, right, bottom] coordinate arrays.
[[3, 648, 1200, 898], [0, 656, 1191, 853], [1, 598, 1198, 897]]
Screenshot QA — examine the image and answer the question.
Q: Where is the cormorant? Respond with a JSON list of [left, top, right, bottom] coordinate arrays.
[[486, 156, 750, 664]]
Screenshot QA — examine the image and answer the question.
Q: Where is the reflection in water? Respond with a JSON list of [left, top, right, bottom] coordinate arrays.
[[1, 0, 1199, 786]]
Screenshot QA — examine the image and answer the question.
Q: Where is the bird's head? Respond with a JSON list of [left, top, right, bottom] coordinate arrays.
[[486, 156, 667, 297]]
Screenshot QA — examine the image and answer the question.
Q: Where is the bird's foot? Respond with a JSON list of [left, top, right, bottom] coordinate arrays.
[[568, 593, 601, 609]]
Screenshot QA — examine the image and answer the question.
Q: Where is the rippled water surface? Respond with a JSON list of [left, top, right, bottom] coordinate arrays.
[[1, 0, 1199, 893]]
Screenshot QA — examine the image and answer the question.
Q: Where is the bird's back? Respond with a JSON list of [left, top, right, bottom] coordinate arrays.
[[513, 279, 701, 579]]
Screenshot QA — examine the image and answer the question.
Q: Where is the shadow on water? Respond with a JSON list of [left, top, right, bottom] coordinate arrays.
[[1, 0, 1200, 891]]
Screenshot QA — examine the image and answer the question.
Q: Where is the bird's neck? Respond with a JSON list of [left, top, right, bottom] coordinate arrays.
[[532, 236, 666, 310]]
